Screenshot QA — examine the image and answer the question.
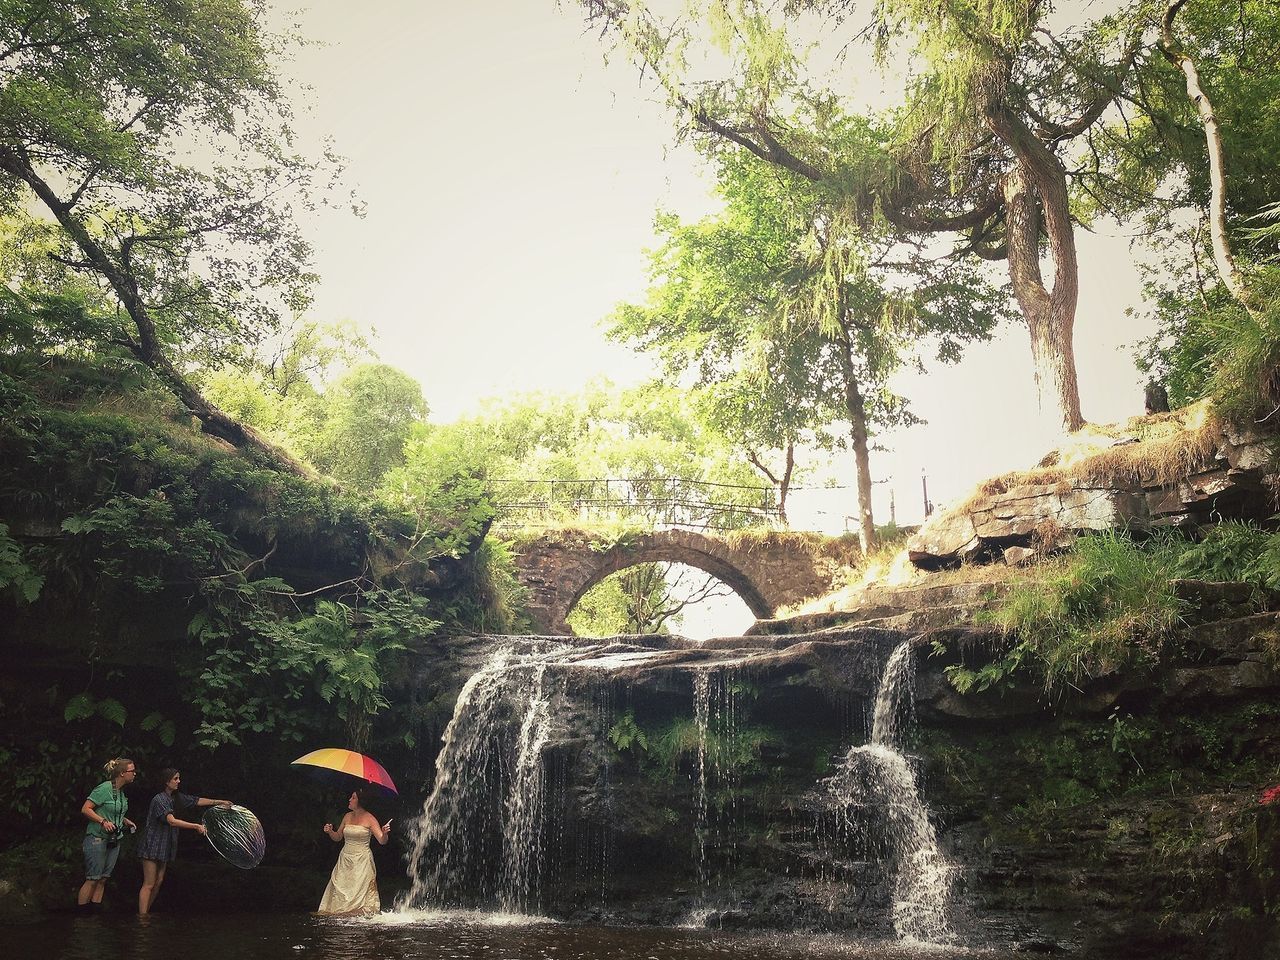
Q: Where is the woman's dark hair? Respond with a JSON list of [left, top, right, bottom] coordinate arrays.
[[159, 767, 195, 816], [352, 786, 379, 815]]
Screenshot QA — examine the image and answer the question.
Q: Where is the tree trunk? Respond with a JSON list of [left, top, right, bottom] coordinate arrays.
[[777, 442, 794, 529], [1160, 0, 1252, 308], [747, 444, 794, 528], [835, 329, 876, 553], [985, 111, 1086, 433]]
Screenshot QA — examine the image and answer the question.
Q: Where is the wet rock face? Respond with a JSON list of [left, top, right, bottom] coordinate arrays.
[[400, 620, 1280, 957], [907, 422, 1276, 569]]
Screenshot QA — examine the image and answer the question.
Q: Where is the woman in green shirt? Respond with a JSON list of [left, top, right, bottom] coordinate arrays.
[[77, 757, 138, 908]]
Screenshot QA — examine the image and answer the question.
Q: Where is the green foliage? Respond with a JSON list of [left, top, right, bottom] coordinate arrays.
[[1126, 1, 1280, 238], [0, 522, 42, 604], [380, 425, 494, 559], [309, 363, 429, 489], [140, 711, 177, 748], [188, 584, 434, 752], [1132, 242, 1231, 408], [1138, 261, 1280, 422], [1171, 521, 1280, 596], [286, 595, 422, 749], [1127, 0, 1280, 416], [644, 715, 774, 779], [953, 533, 1186, 693], [1203, 272, 1280, 422], [461, 538, 530, 635], [63, 693, 126, 728], [0, 369, 478, 757], [649, 717, 707, 775], [197, 319, 378, 475], [399, 379, 772, 533], [611, 147, 1006, 530], [0, 740, 99, 828], [569, 563, 673, 636], [0, 0, 338, 374], [607, 711, 649, 754]]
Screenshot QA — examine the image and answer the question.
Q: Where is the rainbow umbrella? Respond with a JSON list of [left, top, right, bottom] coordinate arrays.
[[290, 748, 398, 797]]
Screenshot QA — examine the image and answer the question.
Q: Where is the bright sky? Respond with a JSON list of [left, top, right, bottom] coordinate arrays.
[[277, 1, 1158, 538]]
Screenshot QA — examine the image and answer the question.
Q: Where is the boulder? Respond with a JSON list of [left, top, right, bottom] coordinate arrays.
[[908, 419, 1276, 568]]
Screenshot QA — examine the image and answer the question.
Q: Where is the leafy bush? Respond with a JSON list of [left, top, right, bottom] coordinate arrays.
[[1203, 271, 1280, 423], [1173, 521, 1280, 593], [0, 522, 43, 604], [1172, 521, 1274, 583]]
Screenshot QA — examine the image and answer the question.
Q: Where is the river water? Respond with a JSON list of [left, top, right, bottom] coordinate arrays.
[[12, 911, 1031, 960]]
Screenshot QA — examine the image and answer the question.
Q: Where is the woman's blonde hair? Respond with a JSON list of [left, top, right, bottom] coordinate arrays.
[[103, 757, 134, 779]]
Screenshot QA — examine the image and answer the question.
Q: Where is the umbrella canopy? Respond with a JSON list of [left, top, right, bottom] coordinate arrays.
[[291, 748, 398, 796]]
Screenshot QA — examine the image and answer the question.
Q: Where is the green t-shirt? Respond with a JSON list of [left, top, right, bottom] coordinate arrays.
[[85, 780, 128, 839]]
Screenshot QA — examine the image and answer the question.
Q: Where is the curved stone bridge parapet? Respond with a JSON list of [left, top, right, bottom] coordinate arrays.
[[511, 528, 858, 635]]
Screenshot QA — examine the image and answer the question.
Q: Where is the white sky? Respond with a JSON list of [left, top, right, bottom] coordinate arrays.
[[276, 1, 1159, 540]]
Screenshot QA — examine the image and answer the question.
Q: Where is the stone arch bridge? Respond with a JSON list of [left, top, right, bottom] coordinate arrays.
[[511, 529, 857, 634]]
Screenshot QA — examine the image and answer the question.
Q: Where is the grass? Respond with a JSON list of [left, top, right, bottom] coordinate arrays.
[[957, 532, 1187, 694], [1204, 273, 1280, 424], [959, 401, 1223, 509], [782, 525, 915, 614]]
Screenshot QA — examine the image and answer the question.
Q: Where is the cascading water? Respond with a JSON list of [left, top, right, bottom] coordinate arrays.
[[399, 641, 579, 915], [693, 669, 711, 895], [499, 655, 553, 914], [824, 639, 956, 943], [688, 666, 741, 914]]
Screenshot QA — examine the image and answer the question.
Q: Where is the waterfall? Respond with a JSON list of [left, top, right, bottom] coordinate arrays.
[[825, 639, 956, 943], [399, 641, 577, 914], [688, 667, 741, 912], [693, 669, 711, 895], [499, 655, 552, 914], [870, 639, 915, 747]]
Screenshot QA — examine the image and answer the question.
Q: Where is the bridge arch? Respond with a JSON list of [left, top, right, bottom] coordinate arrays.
[[512, 528, 849, 635], [564, 536, 774, 624]]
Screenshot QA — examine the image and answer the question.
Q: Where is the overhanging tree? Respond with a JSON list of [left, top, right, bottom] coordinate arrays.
[[0, 0, 343, 470], [578, 0, 1146, 433]]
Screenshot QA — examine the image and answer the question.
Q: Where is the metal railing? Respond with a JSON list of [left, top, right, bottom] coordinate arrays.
[[486, 477, 782, 531]]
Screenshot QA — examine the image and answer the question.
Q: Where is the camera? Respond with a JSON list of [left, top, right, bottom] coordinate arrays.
[[104, 823, 135, 847]]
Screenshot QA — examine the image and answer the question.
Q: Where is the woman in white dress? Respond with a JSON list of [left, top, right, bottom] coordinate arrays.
[[317, 788, 392, 915]]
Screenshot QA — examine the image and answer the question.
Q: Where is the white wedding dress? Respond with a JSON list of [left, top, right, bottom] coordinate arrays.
[[317, 825, 380, 915]]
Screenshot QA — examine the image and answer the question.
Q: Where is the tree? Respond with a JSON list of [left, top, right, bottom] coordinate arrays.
[[611, 150, 1005, 550], [1126, 1, 1280, 417], [0, 0, 342, 469], [611, 199, 833, 526], [406, 381, 778, 531], [568, 562, 732, 636], [200, 319, 372, 465], [577, 0, 1144, 433], [1159, 0, 1252, 306], [311, 363, 428, 490]]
